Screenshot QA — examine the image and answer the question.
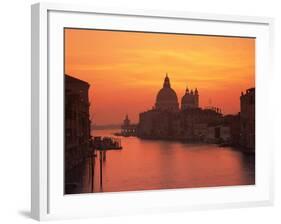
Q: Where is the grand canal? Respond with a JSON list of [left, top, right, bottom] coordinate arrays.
[[65, 129, 255, 194]]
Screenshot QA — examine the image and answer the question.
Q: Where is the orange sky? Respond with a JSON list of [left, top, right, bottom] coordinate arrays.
[[65, 28, 255, 125]]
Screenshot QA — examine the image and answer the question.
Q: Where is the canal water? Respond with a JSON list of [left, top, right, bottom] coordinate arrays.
[[66, 129, 255, 194]]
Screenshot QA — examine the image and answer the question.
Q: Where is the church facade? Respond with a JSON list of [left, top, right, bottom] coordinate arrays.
[[137, 74, 228, 142]]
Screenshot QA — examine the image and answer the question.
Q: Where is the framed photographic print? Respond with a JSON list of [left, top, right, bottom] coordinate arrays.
[[31, 2, 274, 221]]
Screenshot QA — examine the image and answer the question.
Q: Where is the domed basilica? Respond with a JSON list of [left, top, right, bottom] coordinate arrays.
[[138, 74, 223, 141]]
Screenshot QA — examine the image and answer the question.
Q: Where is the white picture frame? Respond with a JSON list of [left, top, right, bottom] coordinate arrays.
[[31, 2, 274, 221]]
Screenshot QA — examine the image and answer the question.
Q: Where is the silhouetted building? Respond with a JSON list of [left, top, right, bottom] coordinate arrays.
[[65, 74, 91, 170], [181, 87, 199, 110], [205, 125, 231, 143], [240, 88, 255, 152], [223, 114, 241, 146], [138, 75, 223, 141], [121, 114, 138, 136]]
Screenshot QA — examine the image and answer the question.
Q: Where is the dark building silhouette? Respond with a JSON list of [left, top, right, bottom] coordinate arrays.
[[138, 74, 225, 142], [181, 87, 199, 110], [222, 114, 241, 146], [240, 88, 255, 152], [65, 74, 91, 171], [121, 114, 138, 136]]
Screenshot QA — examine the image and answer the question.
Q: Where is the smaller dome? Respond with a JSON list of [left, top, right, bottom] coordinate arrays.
[[181, 93, 194, 104], [181, 87, 199, 110]]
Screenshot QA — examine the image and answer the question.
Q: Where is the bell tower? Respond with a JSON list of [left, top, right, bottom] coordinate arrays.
[[123, 114, 130, 126]]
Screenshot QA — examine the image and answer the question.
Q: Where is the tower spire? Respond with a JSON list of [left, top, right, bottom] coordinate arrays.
[[124, 114, 130, 126], [163, 73, 171, 88], [186, 85, 189, 93]]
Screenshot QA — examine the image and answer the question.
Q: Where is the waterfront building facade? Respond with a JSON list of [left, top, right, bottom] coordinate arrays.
[[205, 125, 231, 143], [240, 88, 255, 152], [65, 74, 91, 171], [223, 114, 241, 146]]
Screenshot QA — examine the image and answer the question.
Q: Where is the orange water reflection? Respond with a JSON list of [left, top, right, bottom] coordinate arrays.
[[68, 129, 255, 194]]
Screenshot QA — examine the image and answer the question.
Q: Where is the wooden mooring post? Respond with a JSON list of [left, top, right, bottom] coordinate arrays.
[[92, 136, 123, 191], [99, 150, 103, 189], [103, 151, 106, 161], [91, 154, 95, 192]]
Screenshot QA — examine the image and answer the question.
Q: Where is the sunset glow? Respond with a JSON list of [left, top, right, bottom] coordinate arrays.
[[65, 28, 255, 125]]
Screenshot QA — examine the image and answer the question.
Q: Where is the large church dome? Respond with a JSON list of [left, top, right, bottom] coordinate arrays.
[[156, 87, 178, 103], [155, 74, 179, 111]]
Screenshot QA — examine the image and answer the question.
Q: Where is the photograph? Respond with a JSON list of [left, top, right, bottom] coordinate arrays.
[[64, 28, 255, 194]]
